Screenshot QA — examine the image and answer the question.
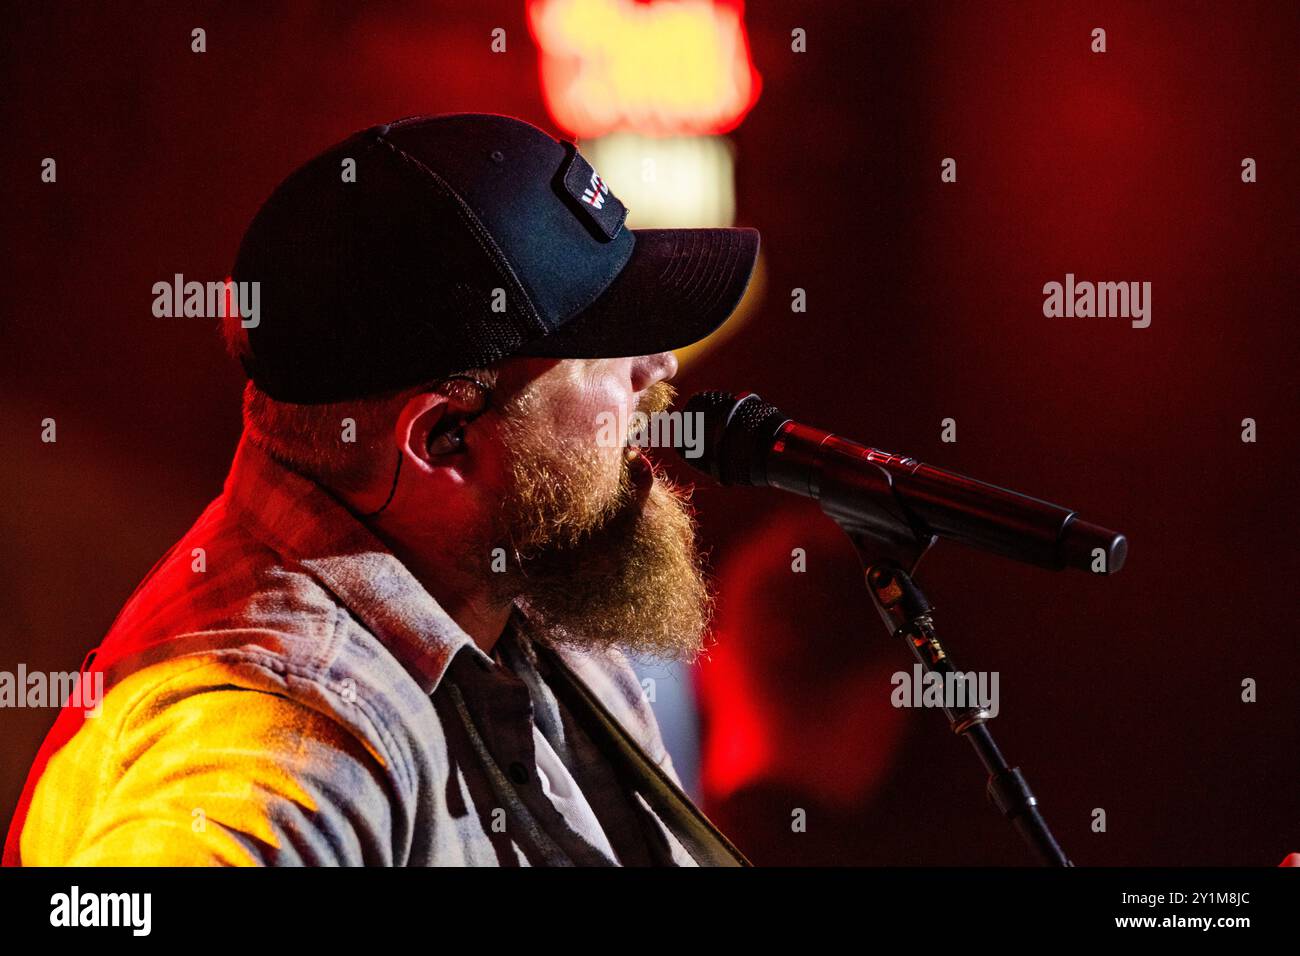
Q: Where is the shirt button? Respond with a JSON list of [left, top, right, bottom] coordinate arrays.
[[508, 762, 530, 785]]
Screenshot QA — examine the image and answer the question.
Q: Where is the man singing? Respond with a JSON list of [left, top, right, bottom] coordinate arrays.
[[6, 114, 759, 866]]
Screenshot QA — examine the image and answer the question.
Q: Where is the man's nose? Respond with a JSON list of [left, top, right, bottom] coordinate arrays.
[[630, 351, 679, 392]]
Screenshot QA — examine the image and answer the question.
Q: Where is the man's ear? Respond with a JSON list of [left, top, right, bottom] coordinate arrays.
[[394, 392, 461, 474]]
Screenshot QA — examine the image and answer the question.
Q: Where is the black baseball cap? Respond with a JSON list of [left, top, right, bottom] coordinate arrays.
[[231, 113, 760, 404]]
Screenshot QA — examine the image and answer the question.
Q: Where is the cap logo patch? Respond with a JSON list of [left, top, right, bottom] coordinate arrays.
[[558, 143, 628, 241], [581, 171, 610, 209]]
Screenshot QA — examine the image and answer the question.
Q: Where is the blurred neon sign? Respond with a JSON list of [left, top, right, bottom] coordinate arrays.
[[528, 0, 761, 138]]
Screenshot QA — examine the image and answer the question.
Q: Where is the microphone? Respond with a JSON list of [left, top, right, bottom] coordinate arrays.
[[677, 391, 1127, 574]]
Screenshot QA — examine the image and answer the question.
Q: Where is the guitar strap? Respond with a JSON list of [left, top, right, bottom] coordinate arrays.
[[537, 644, 752, 868]]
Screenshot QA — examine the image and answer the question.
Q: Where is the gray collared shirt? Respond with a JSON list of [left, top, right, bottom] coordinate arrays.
[[6, 434, 747, 867]]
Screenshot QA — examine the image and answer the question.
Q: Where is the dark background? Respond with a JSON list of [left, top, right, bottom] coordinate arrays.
[[2, 0, 1296, 865]]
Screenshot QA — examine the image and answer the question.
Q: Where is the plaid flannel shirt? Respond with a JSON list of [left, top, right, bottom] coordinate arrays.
[[5, 434, 747, 867]]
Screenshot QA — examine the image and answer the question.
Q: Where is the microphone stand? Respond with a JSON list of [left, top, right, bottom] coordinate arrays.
[[818, 464, 1073, 867]]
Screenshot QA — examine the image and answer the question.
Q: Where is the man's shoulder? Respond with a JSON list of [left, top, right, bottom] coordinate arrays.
[[16, 650, 412, 866], [88, 495, 439, 763], [103, 496, 340, 659]]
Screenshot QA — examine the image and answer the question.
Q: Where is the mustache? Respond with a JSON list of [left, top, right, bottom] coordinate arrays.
[[622, 381, 677, 446], [638, 381, 677, 418]]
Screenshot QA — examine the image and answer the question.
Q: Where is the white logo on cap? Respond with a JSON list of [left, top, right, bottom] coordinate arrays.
[[581, 171, 610, 210]]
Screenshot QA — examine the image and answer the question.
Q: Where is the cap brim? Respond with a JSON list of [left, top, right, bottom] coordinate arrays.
[[515, 227, 759, 359]]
